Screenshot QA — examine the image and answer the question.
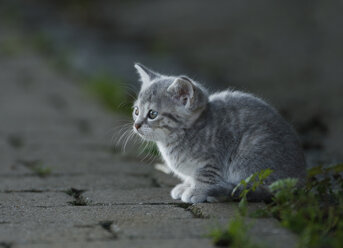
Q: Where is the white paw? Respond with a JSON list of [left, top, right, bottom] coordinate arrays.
[[181, 187, 208, 203], [171, 183, 189, 200]]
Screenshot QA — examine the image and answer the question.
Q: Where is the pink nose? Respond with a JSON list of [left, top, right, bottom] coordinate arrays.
[[135, 123, 142, 130]]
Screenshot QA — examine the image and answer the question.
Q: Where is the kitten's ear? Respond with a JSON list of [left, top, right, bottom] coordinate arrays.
[[134, 63, 160, 88], [167, 76, 194, 107]]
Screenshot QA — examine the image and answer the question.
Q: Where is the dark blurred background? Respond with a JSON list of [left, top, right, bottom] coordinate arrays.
[[0, 0, 342, 166]]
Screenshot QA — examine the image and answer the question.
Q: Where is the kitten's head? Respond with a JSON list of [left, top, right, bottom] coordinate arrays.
[[132, 63, 208, 143]]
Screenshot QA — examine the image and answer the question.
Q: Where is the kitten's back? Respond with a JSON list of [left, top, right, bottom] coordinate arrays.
[[208, 89, 306, 183]]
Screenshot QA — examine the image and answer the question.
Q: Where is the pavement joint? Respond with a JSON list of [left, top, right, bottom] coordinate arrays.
[[187, 205, 210, 219], [0, 190, 47, 193], [65, 188, 90, 206]]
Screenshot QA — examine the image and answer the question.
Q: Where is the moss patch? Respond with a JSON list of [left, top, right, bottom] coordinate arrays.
[[18, 159, 52, 178], [85, 73, 132, 115]]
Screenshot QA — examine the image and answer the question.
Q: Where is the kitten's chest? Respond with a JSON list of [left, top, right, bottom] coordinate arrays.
[[157, 143, 197, 179]]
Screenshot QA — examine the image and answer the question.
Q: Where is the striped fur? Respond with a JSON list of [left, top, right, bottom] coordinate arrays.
[[133, 64, 306, 203]]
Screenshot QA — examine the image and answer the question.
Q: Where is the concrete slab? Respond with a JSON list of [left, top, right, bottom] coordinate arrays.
[[152, 169, 181, 187], [0, 174, 154, 192], [83, 188, 177, 205], [0, 205, 193, 225], [0, 192, 73, 207], [0, 223, 113, 244], [12, 239, 214, 248], [10, 146, 155, 175]]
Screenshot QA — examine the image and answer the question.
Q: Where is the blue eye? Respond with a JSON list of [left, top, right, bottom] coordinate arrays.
[[148, 110, 158, 119]]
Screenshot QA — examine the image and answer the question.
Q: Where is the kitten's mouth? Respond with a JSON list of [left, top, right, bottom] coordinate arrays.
[[133, 127, 144, 137], [134, 129, 152, 141], [137, 132, 149, 140]]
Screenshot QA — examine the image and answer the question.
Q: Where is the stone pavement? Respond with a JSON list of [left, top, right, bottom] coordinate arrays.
[[0, 53, 298, 247]]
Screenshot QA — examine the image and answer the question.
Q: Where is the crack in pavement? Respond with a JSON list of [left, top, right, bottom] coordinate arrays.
[[0, 173, 84, 178], [65, 188, 90, 206], [99, 221, 120, 239], [173, 203, 209, 219], [74, 222, 120, 240], [0, 189, 46, 193]]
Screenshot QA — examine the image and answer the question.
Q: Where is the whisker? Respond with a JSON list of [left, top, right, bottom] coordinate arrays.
[[122, 132, 132, 152], [116, 128, 132, 148], [138, 141, 149, 157]]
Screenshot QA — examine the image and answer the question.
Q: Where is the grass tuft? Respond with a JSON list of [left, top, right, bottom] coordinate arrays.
[[265, 164, 343, 248], [209, 215, 262, 248], [211, 164, 343, 248], [85, 73, 132, 115], [18, 159, 52, 178], [232, 168, 273, 215], [32, 165, 52, 178]]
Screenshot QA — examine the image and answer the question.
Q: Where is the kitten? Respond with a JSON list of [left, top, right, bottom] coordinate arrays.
[[132, 63, 306, 203]]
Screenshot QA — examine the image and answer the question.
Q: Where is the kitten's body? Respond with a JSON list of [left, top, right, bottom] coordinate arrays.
[[133, 64, 306, 203]]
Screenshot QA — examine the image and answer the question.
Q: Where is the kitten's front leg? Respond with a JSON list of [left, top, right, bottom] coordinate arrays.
[[180, 165, 232, 203], [181, 182, 232, 203], [181, 183, 211, 203], [171, 182, 191, 200]]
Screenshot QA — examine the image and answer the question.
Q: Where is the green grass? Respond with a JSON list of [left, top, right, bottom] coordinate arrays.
[[265, 164, 343, 248], [29, 33, 133, 115], [209, 215, 262, 248], [30, 32, 72, 72], [29, 32, 157, 158], [85, 73, 132, 115], [232, 168, 273, 215], [30, 32, 55, 55], [27, 163, 52, 178], [0, 36, 24, 56], [18, 159, 52, 178], [31, 165, 52, 178], [210, 164, 343, 248], [85, 74, 162, 159], [84, 73, 161, 159], [9, 30, 156, 158], [209, 169, 272, 247], [141, 142, 160, 158]]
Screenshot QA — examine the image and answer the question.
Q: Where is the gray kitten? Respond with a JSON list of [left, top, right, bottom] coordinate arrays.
[[132, 63, 306, 203]]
